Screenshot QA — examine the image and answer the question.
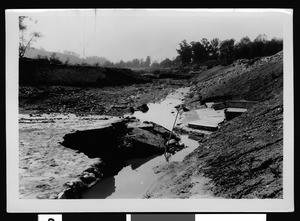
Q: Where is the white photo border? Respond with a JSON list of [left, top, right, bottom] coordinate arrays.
[[6, 8, 294, 212]]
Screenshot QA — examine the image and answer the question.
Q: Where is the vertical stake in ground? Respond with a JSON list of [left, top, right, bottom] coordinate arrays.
[[165, 104, 189, 162]]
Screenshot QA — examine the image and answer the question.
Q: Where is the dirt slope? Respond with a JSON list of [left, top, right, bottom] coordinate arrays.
[[146, 51, 283, 199], [199, 61, 283, 103], [19, 58, 147, 87]]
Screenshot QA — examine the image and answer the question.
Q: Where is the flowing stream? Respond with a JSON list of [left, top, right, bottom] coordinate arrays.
[[81, 87, 224, 199]]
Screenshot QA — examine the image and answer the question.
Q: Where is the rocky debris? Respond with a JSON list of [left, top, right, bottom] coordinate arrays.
[[166, 139, 177, 146], [128, 103, 150, 114], [253, 51, 283, 66], [58, 160, 105, 199], [136, 104, 149, 113], [166, 139, 185, 154], [188, 132, 205, 141], [19, 80, 184, 116]]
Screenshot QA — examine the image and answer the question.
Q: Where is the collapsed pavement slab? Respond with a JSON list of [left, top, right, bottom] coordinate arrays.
[[187, 121, 219, 131], [211, 102, 227, 110], [175, 108, 225, 135], [211, 100, 258, 120], [224, 108, 247, 121], [226, 100, 258, 109], [61, 117, 180, 168]]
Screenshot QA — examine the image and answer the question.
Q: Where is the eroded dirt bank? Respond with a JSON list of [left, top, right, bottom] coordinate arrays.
[[145, 51, 283, 199], [19, 58, 147, 87]]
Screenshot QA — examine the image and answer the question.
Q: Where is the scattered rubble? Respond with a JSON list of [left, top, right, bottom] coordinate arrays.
[[19, 80, 185, 116]]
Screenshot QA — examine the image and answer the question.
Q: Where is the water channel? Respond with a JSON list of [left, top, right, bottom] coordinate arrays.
[[81, 87, 224, 199]]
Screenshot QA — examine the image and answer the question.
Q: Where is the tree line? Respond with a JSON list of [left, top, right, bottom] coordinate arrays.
[[102, 56, 151, 68], [176, 34, 283, 66], [33, 34, 283, 69]]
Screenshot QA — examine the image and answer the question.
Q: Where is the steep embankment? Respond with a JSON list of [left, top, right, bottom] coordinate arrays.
[[19, 58, 147, 87], [146, 51, 283, 199]]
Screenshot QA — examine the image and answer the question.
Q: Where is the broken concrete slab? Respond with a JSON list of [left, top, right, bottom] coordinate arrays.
[[226, 100, 258, 109], [224, 108, 247, 120], [61, 118, 176, 160], [127, 121, 154, 129], [126, 127, 166, 156], [144, 121, 181, 141], [187, 121, 219, 131], [176, 107, 225, 134], [211, 102, 227, 110], [226, 108, 248, 112]]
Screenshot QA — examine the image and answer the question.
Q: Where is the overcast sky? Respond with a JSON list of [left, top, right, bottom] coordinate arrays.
[[22, 9, 284, 63]]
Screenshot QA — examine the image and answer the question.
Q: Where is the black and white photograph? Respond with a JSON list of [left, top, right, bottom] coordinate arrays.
[[6, 9, 293, 212]]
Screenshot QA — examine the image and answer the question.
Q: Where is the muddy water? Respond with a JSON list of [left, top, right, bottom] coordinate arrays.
[[81, 134, 198, 199], [131, 87, 190, 130], [81, 87, 222, 199]]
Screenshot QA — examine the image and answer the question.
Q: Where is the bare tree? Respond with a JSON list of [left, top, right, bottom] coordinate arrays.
[[19, 16, 42, 58]]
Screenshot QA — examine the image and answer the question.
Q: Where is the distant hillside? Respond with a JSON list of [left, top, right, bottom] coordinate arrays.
[[24, 47, 109, 66]]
